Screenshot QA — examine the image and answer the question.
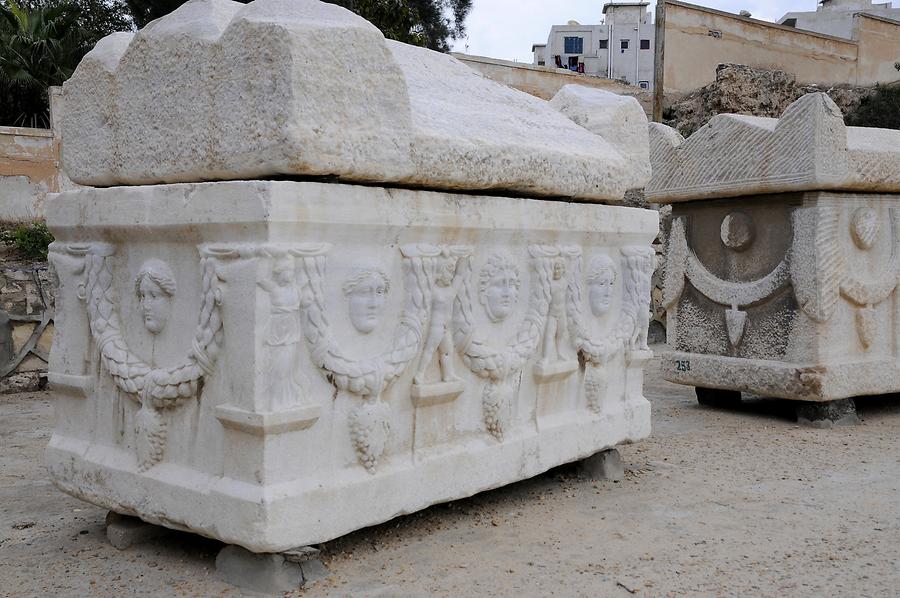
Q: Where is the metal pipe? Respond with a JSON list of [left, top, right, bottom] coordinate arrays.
[[634, 26, 640, 85], [609, 23, 615, 79]]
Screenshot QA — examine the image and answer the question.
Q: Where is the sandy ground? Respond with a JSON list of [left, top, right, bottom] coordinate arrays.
[[2, 347, 899, 597]]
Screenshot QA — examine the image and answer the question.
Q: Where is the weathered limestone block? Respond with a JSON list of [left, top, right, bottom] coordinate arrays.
[[58, 32, 134, 185], [60, 0, 640, 201], [48, 0, 657, 553], [46, 182, 656, 551], [549, 85, 650, 191], [649, 93, 900, 405]]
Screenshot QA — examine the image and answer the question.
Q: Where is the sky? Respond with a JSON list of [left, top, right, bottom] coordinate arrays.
[[451, 0, 819, 62]]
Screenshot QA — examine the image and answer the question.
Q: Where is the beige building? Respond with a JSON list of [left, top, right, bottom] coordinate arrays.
[[659, 0, 900, 94], [779, 0, 900, 39], [533, 2, 656, 90]]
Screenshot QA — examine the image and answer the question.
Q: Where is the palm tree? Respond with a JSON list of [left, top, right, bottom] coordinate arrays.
[[0, 0, 88, 127]]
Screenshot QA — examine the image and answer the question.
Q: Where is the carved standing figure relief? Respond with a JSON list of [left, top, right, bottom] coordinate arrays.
[[478, 252, 520, 323], [343, 268, 390, 334], [135, 259, 176, 334], [587, 255, 617, 317], [210, 243, 439, 474], [257, 253, 309, 412], [540, 259, 573, 365], [413, 251, 469, 386]]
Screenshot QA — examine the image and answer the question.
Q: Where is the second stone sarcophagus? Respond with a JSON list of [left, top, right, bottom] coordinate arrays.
[[649, 93, 900, 417], [47, 0, 658, 552]]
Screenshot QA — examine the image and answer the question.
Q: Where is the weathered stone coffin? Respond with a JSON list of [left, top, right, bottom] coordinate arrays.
[[648, 93, 900, 402], [46, 0, 657, 552]]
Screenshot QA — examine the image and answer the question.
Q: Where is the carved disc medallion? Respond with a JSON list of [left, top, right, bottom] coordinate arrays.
[[720, 212, 755, 252]]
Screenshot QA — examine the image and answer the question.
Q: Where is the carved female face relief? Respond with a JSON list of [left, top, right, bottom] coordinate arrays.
[[851, 207, 879, 250], [479, 253, 521, 322], [552, 259, 566, 280], [135, 259, 176, 334], [343, 269, 390, 334], [588, 255, 617, 317]]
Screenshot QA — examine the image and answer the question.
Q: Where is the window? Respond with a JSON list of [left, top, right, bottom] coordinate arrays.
[[639, 81, 650, 89], [564, 36, 583, 54], [640, 39, 650, 50], [568, 56, 579, 69], [537, 60, 545, 66], [599, 39, 608, 50], [620, 39, 629, 50], [782, 18, 797, 27]]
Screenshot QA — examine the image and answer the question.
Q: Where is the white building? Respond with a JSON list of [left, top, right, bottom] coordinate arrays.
[[532, 2, 656, 90], [779, 0, 900, 39]]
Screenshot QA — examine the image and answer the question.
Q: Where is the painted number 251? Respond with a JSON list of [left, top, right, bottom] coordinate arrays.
[[674, 360, 691, 372]]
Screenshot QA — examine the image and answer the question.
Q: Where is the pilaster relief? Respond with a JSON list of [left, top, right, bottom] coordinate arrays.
[[791, 206, 900, 348], [50, 243, 226, 471]]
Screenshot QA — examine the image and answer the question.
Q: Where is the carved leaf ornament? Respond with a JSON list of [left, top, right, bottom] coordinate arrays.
[[451, 245, 557, 440], [52, 243, 225, 471], [57, 240, 656, 473], [569, 245, 654, 413]]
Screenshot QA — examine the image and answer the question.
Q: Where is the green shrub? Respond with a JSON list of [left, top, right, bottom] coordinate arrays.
[[2, 221, 54, 260], [845, 84, 900, 130]]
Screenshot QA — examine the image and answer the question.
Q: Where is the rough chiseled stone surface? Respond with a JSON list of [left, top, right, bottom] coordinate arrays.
[[648, 93, 900, 203], [60, 0, 645, 201], [46, 181, 657, 552], [652, 94, 900, 404], [549, 85, 650, 192]]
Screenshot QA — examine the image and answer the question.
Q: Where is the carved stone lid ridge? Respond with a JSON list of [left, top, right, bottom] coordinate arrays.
[[647, 92, 900, 203], [60, 0, 649, 202]]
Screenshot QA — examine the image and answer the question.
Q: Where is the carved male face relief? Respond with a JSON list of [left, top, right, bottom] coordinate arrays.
[[552, 259, 566, 280], [343, 269, 390, 334], [273, 259, 295, 286], [135, 259, 176, 335], [588, 257, 617, 317], [479, 253, 521, 322], [436, 258, 456, 287]]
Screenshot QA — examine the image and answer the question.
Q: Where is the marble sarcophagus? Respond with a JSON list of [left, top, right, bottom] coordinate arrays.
[[46, 0, 658, 551], [649, 93, 900, 421]]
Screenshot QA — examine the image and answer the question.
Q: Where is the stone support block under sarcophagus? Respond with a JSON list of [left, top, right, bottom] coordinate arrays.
[[648, 92, 900, 416], [46, 0, 658, 552]]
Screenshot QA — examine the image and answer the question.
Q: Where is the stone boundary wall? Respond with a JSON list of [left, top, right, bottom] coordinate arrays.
[[0, 259, 54, 392], [0, 126, 60, 221], [662, 0, 900, 93], [452, 53, 652, 113]]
